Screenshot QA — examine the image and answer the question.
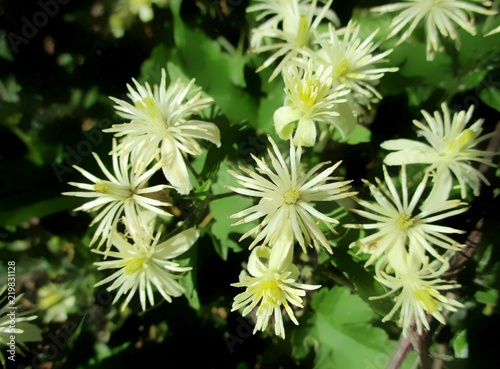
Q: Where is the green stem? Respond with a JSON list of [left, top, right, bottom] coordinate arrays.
[[185, 159, 201, 187], [208, 191, 239, 201], [387, 335, 413, 369]]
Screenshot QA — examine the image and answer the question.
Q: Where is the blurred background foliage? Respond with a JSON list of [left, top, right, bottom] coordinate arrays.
[[0, 0, 499, 368]]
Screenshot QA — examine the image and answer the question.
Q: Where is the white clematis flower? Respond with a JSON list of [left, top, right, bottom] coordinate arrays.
[[371, 0, 497, 60], [105, 69, 221, 195], [63, 139, 172, 251], [344, 165, 469, 267], [314, 21, 398, 112], [371, 253, 463, 337], [274, 58, 352, 146], [227, 136, 357, 253], [248, 0, 338, 81], [381, 103, 498, 199], [231, 238, 320, 339], [94, 227, 199, 311]]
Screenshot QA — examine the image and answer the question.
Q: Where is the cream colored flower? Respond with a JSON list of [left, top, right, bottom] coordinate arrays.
[[344, 165, 469, 267], [227, 136, 357, 253], [38, 283, 76, 323], [63, 139, 172, 251], [109, 0, 169, 38], [371, 254, 463, 337], [381, 103, 498, 198], [371, 0, 497, 60], [231, 238, 320, 338], [247, 0, 339, 50], [94, 227, 199, 311], [274, 58, 352, 146], [105, 68, 221, 195], [248, 0, 337, 81], [314, 21, 398, 111]]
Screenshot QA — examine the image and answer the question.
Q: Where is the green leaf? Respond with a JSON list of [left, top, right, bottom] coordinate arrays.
[[208, 162, 253, 260], [255, 70, 285, 134], [170, 0, 258, 126], [475, 289, 498, 307], [0, 31, 14, 62], [332, 123, 372, 145], [199, 118, 243, 182], [452, 330, 469, 359], [387, 41, 453, 90], [291, 286, 414, 369], [0, 196, 83, 228], [140, 43, 177, 84], [480, 86, 500, 112], [330, 234, 393, 318], [180, 266, 201, 311]]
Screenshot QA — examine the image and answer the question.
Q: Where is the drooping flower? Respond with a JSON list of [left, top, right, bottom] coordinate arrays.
[[371, 0, 497, 60], [62, 139, 172, 251], [314, 21, 398, 112], [344, 165, 469, 267], [109, 0, 169, 38], [105, 68, 221, 195], [273, 58, 353, 146], [248, 0, 338, 81], [231, 238, 320, 338], [93, 227, 199, 311], [247, 0, 339, 50], [227, 136, 357, 253], [381, 103, 498, 199], [370, 253, 463, 337]]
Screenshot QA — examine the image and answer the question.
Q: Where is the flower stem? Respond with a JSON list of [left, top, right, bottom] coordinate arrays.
[[208, 192, 239, 201], [387, 334, 413, 369], [387, 324, 432, 369]]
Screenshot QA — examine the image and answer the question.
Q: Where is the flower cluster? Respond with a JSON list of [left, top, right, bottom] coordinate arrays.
[[225, 0, 413, 338], [249, 0, 398, 147], [58, 0, 497, 347], [64, 68, 220, 309], [345, 102, 496, 337], [227, 135, 357, 338]]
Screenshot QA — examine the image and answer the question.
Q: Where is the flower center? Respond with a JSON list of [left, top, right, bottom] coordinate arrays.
[[93, 180, 133, 200], [297, 76, 327, 113], [428, 0, 444, 10], [136, 96, 164, 125], [333, 59, 350, 79], [415, 287, 439, 314], [397, 213, 414, 230], [283, 188, 301, 205], [295, 16, 310, 48], [122, 255, 148, 275], [445, 128, 479, 155], [259, 278, 283, 308], [94, 181, 108, 193]]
